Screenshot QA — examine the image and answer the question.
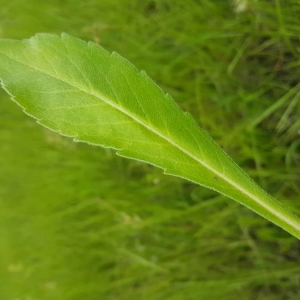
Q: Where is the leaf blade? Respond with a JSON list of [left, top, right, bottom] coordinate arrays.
[[0, 33, 300, 238]]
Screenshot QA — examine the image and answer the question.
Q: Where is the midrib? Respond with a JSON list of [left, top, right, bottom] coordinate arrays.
[[0, 47, 299, 231]]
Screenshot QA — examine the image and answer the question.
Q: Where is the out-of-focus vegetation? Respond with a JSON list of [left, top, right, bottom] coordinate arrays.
[[0, 0, 300, 299]]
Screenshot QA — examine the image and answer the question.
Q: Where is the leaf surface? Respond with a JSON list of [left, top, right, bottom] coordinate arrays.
[[0, 33, 299, 238]]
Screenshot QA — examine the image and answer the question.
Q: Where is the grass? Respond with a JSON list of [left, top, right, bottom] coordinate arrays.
[[0, 0, 300, 299]]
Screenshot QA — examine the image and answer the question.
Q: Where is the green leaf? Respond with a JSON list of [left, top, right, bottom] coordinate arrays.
[[0, 33, 299, 239]]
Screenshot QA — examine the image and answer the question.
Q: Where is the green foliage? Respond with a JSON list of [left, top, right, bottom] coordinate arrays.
[[1, 1, 300, 299], [0, 33, 300, 239]]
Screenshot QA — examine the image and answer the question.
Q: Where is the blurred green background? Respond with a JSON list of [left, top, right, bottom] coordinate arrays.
[[1, 0, 300, 299]]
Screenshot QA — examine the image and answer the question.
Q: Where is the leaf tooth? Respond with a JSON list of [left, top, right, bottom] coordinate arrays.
[[87, 39, 110, 55], [110, 51, 140, 75]]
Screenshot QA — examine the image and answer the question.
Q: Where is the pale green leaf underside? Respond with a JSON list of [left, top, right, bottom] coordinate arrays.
[[0, 33, 299, 238]]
